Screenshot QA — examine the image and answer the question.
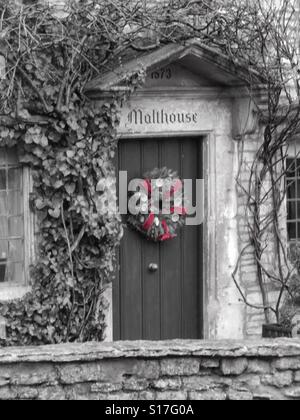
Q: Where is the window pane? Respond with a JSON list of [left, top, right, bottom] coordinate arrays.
[[6, 148, 18, 165], [295, 159, 300, 178], [287, 159, 296, 177], [8, 217, 24, 237], [287, 180, 296, 199], [288, 222, 297, 240], [0, 240, 8, 257], [296, 223, 300, 240], [0, 192, 7, 215], [0, 170, 6, 190], [295, 160, 300, 178], [0, 216, 7, 238], [8, 191, 22, 216], [11, 262, 23, 284], [0, 259, 6, 283], [297, 181, 300, 199], [0, 147, 25, 284], [297, 202, 300, 220], [8, 168, 21, 190], [0, 239, 8, 283], [288, 201, 297, 220], [8, 239, 24, 262], [5, 261, 23, 284], [287, 158, 300, 178], [0, 150, 7, 166], [5, 261, 16, 283]]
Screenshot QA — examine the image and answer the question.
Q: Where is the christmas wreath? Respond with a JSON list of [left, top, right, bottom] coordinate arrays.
[[127, 168, 187, 242]]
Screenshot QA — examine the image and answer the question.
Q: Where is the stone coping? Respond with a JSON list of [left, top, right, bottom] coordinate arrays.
[[1, 339, 300, 363]]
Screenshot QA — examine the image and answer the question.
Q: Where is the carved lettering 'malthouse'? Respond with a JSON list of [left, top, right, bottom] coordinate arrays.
[[128, 109, 198, 125]]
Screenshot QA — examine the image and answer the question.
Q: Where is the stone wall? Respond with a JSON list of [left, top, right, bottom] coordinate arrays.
[[1, 340, 300, 400], [237, 133, 267, 338], [236, 131, 288, 339]]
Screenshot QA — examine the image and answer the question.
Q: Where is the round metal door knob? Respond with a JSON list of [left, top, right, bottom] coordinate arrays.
[[148, 263, 159, 273]]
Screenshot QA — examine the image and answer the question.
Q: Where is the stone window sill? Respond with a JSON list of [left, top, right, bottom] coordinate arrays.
[[0, 285, 30, 302]]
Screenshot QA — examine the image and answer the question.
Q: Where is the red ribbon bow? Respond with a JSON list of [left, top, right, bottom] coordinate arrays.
[[142, 213, 155, 231], [158, 219, 176, 242], [140, 178, 187, 242]]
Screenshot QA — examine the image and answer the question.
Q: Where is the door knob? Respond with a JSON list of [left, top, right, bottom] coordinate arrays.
[[148, 263, 159, 273]]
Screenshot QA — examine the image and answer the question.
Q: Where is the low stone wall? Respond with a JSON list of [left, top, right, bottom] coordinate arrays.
[[1, 340, 300, 400]]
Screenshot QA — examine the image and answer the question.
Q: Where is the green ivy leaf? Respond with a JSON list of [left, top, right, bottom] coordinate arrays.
[[48, 207, 61, 219], [65, 183, 76, 195], [53, 180, 64, 189], [66, 150, 75, 159], [35, 199, 47, 210]]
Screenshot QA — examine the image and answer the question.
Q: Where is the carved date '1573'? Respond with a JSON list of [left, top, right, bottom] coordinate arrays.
[[151, 68, 172, 80]]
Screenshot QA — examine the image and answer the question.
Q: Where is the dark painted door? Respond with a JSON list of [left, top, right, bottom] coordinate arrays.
[[114, 137, 203, 341]]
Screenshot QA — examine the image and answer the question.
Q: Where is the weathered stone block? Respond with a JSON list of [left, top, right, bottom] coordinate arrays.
[[0, 363, 57, 386], [200, 358, 220, 369], [198, 369, 213, 377], [228, 389, 253, 400], [152, 378, 182, 390], [294, 371, 300, 382], [182, 376, 211, 391], [189, 390, 227, 401], [234, 374, 261, 389], [0, 378, 9, 387], [221, 358, 248, 376], [156, 391, 187, 400], [113, 392, 140, 401], [284, 387, 300, 399], [182, 375, 231, 392], [59, 360, 135, 384], [91, 382, 123, 393], [246, 291, 262, 304], [247, 360, 271, 374], [138, 391, 156, 400], [97, 392, 139, 401], [0, 366, 10, 380], [133, 361, 160, 380], [252, 393, 272, 400], [123, 378, 148, 391], [37, 386, 66, 401], [58, 363, 102, 384], [161, 358, 200, 376], [262, 371, 293, 388], [13, 386, 39, 400], [65, 383, 94, 400], [70, 393, 98, 401], [274, 357, 300, 371], [0, 386, 17, 400]]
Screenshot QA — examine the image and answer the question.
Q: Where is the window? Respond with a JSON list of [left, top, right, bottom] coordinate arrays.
[[287, 157, 300, 241], [0, 148, 31, 285]]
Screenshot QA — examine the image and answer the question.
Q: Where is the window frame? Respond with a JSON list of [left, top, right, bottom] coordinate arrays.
[[0, 149, 34, 289], [286, 157, 300, 241]]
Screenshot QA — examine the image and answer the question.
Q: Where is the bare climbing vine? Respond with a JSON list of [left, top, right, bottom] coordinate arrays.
[[231, 0, 300, 326]]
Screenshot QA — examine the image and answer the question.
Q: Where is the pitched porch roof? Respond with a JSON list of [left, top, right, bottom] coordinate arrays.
[[84, 39, 262, 95]]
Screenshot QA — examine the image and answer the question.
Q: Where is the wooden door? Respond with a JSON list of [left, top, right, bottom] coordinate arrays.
[[114, 137, 203, 341]]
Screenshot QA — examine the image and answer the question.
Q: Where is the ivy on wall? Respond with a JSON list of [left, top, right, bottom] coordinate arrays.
[[0, 0, 146, 345], [0, 100, 125, 345]]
